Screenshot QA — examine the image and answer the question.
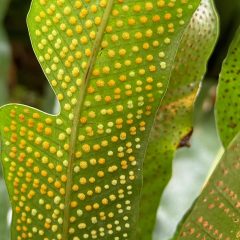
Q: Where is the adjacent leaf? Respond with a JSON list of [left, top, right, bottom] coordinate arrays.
[[0, 0, 200, 239], [138, 0, 218, 238], [175, 131, 240, 239], [215, 26, 240, 148]]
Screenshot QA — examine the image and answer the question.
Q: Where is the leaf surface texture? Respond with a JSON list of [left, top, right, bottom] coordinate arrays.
[[0, 0, 200, 239], [216, 27, 240, 148]]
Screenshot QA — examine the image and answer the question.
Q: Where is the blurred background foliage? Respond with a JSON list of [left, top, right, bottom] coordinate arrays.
[[0, 1, 240, 240]]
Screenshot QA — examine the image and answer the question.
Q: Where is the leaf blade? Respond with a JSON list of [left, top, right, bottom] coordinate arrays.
[[0, 0, 200, 239], [215, 26, 240, 148]]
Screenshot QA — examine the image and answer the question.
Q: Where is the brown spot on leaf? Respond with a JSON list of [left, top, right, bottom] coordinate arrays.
[[177, 128, 193, 149]]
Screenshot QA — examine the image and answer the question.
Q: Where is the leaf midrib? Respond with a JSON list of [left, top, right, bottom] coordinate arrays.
[[62, 1, 114, 239]]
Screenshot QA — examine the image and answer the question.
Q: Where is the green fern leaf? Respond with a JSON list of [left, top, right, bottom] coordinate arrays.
[[138, 0, 218, 238], [216, 27, 240, 148], [0, 0, 200, 239]]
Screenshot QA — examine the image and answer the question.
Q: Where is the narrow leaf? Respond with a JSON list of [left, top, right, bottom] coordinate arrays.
[[138, 0, 218, 238], [215, 26, 240, 148]]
